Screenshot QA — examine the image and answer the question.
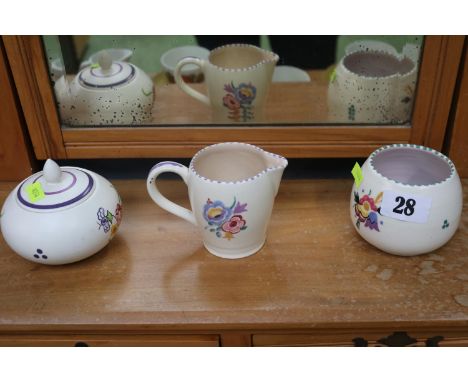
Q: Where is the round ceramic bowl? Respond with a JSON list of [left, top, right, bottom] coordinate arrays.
[[350, 144, 463, 256], [160, 45, 210, 76], [273, 65, 310, 83]]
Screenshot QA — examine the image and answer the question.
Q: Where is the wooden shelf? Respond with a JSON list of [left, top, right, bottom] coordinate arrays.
[[0, 178, 467, 346], [150, 77, 329, 124]]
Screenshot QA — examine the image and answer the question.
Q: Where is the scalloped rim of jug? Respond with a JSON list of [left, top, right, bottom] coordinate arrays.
[[208, 44, 279, 72], [189, 142, 288, 185]]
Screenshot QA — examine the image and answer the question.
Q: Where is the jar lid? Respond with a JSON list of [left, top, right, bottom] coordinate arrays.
[[78, 51, 135, 88], [17, 159, 95, 211]]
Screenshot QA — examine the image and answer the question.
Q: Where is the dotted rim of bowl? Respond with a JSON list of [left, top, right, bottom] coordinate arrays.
[[189, 142, 288, 185], [368, 143, 456, 188], [340, 49, 417, 81], [207, 44, 279, 73]]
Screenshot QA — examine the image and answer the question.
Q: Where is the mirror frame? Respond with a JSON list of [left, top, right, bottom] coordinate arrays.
[[2, 35, 465, 160]]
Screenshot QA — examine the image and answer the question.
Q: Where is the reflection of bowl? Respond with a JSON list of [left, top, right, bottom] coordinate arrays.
[[79, 48, 133, 70], [345, 40, 397, 56], [50, 58, 65, 80], [273, 65, 310, 83], [161, 46, 210, 76]]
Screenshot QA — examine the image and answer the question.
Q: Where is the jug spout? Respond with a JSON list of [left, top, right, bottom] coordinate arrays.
[[264, 151, 288, 196]]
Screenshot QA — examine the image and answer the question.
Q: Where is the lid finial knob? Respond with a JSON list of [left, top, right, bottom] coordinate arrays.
[[43, 159, 62, 184], [98, 51, 113, 72]]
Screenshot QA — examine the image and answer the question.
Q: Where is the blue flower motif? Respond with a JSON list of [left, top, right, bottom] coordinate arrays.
[[365, 211, 380, 231], [203, 199, 232, 225], [235, 83, 256, 104]]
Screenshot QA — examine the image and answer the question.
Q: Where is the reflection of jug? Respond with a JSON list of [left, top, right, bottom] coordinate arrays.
[[328, 49, 417, 123], [147, 142, 288, 259], [174, 44, 279, 123]]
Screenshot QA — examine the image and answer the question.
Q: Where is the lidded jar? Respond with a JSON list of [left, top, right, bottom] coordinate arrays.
[[0, 159, 122, 265]]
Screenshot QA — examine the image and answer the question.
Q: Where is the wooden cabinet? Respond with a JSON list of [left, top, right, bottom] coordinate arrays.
[[1, 36, 465, 160], [0, 334, 219, 347], [447, 39, 468, 178], [252, 331, 468, 347], [1, 179, 467, 346], [0, 35, 467, 346], [0, 39, 35, 180]]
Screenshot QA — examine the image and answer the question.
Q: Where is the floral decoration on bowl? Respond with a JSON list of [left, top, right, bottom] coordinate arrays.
[[353, 190, 383, 231]]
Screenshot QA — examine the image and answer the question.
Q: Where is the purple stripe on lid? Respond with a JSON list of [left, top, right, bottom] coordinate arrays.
[[32, 171, 77, 195], [90, 63, 124, 78], [17, 170, 94, 210], [79, 64, 135, 88]]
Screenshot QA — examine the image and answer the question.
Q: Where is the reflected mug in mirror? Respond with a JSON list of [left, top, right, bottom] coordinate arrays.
[[328, 49, 417, 124], [174, 44, 279, 123]]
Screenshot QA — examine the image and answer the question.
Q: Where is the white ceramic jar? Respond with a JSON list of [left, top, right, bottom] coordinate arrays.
[[350, 144, 463, 256], [0, 160, 122, 265]]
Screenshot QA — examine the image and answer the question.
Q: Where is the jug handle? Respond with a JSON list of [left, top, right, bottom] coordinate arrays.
[[174, 57, 210, 105], [147, 162, 197, 226]]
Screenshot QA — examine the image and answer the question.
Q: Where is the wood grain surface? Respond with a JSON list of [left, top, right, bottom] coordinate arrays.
[[0, 178, 467, 337], [152, 81, 328, 124]]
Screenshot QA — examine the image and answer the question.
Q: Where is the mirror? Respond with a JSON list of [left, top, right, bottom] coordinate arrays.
[[42, 35, 423, 127]]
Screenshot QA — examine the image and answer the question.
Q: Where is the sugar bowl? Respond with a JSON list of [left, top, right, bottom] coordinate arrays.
[[0, 159, 122, 265]]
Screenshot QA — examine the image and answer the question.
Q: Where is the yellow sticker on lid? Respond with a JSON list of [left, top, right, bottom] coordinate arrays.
[[25, 182, 45, 203], [351, 162, 363, 188]]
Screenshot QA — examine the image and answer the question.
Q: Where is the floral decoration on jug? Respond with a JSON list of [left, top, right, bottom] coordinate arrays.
[[353, 190, 383, 231], [222, 82, 256, 122], [203, 197, 248, 240]]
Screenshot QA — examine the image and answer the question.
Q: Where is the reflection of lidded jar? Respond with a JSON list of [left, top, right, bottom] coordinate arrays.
[[54, 51, 154, 126], [328, 48, 417, 124]]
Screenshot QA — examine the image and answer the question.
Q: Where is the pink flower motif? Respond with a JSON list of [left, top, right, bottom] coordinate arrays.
[[223, 93, 241, 111], [358, 194, 378, 211], [115, 203, 123, 225], [221, 215, 246, 234]]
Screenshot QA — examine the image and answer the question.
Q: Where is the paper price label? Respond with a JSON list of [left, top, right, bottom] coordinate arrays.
[[380, 190, 432, 224], [25, 182, 45, 203], [351, 162, 363, 188]]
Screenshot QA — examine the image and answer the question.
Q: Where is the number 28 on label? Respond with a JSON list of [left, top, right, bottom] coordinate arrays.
[[380, 190, 432, 224]]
